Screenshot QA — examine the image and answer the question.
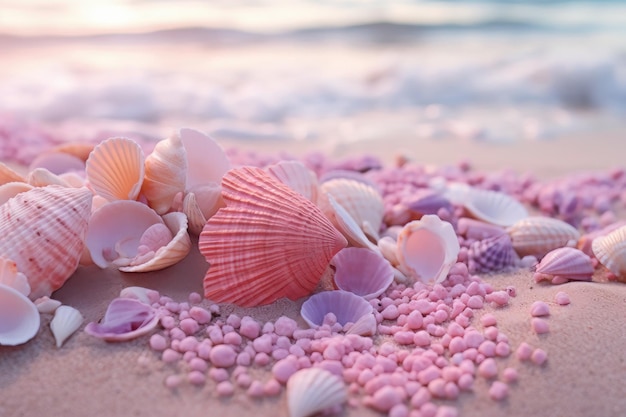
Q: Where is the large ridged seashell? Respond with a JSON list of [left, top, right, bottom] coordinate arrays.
[[0, 185, 93, 299], [0, 182, 34, 206], [331, 247, 394, 300], [325, 194, 380, 253], [467, 233, 519, 274], [578, 220, 626, 257], [266, 160, 319, 203], [534, 247, 594, 284], [286, 368, 347, 417], [85, 137, 145, 201], [0, 283, 40, 346], [460, 188, 528, 227], [0, 255, 30, 296], [300, 290, 373, 328], [319, 178, 384, 240], [0, 162, 26, 185], [85, 201, 190, 272], [396, 215, 460, 285], [141, 134, 187, 214], [183, 182, 225, 235], [592, 225, 626, 279], [507, 216, 580, 259], [200, 167, 347, 307], [178, 127, 231, 189], [50, 305, 84, 348]]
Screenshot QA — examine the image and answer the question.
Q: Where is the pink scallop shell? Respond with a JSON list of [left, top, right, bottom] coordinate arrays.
[[266, 160, 319, 204], [331, 247, 394, 300], [534, 247, 593, 282], [200, 167, 347, 307], [300, 290, 373, 328]]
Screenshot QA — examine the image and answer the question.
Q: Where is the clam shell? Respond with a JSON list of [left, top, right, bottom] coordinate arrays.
[[467, 233, 519, 274], [85, 137, 145, 201], [592, 225, 626, 279], [461, 188, 528, 227], [319, 178, 384, 240], [332, 247, 394, 300], [142, 134, 187, 214], [183, 182, 224, 235], [0, 185, 93, 299], [535, 247, 594, 282], [0, 283, 40, 346], [200, 166, 347, 307], [286, 368, 347, 417], [266, 160, 319, 203], [300, 290, 373, 328], [50, 305, 84, 348], [507, 216, 580, 259], [0, 182, 34, 207], [396, 215, 460, 285], [0, 255, 30, 296], [0, 162, 26, 185], [177, 128, 231, 188], [325, 194, 380, 253]]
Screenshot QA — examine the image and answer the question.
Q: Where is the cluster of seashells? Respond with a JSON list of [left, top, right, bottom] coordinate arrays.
[[2, 127, 626, 349]]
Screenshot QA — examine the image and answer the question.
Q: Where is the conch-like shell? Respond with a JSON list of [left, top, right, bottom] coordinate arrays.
[[300, 290, 373, 328], [319, 178, 384, 240], [534, 247, 594, 284], [50, 305, 84, 348], [0, 185, 93, 299], [592, 225, 626, 279], [266, 160, 319, 203], [467, 233, 519, 274], [0, 283, 40, 346], [85, 200, 190, 272], [507, 216, 580, 259], [396, 215, 460, 284], [200, 166, 347, 307], [331, 247, 394, 299], [287, 368, 347, 417], [85, 137, 145, 201]]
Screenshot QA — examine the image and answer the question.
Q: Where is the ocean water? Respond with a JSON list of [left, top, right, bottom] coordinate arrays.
[[1, 0, 625, 161]]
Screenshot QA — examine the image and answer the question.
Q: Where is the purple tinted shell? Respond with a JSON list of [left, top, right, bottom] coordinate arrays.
[[467, 233, 519, 274], [300, 290, 373, 328], [406, 189, 452, 216], [332, 247, 394, 300], [535, 247, 594, 280]]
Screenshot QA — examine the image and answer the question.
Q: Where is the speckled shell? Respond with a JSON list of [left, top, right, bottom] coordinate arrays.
[[592, 225, 626, 279], [0, 185, 93, 299], [287, 368, 347, 417], [266, 160, 319, 203], [142, 134, 187, 214], [396, 215, 460, 285], [200, 167, 347, 307], [535, 247, 594, 282], [331, 247, 394, 300], [0, 283, 40, 346], [300, 290, 373, 328], [467, 233, 519, 274], [85, 137, 145, 201], [507, 216, 580, 259]]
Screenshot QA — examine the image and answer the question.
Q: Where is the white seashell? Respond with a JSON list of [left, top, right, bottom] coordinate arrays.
[[50, 305, 84, 348], [345, 313, 377, 336], [325, 194, 380, 253], [0, 182, 34, 206], [458, 187, 528, 227], [27, 167, 71, 188], [183, 183, 224, 235], [507, 216, 580, 259], [300, 290, 373, 328], [0, 255, 30, 296], [142, 134, 187, 214], [332, 247, 394, 300], [266, 160, 319, 204], [177, 128, 231, 189], [592, 225, 626, 279], [286, 368, 347, 417], [34, 296, 62, 314], [119, 286, 160, 305], [0, 283, 40, 346], [396, 215, 460, 285], [85, 137, 145, 201]]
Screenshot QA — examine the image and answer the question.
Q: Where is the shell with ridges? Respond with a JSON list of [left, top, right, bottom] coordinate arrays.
[[183, 183, 224, 235], [85, 137, 145, 201], [345, 313, 377, 336], [507, 216, 580, 259], [332, 247, 394, 300], [467, 233, 519, 274], [0, 185, 93, 299], [592, 225, 626, 279], [461, 188, 528, 227], [534, 247, 594, 283], [325, 194, 380, 253], [396, 215, 460, 285], [266, 160, 318, 203], [200, 166, 347, 307], [287, 368, 347, 417], [0, 283, 40, 346], [50, 305, 84, 348], [28, 151, 85, 175], [0, 182, 34, 207], [300, 290, 373, 328]]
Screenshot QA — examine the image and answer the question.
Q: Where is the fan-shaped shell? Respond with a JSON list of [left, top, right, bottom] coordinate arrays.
[[0, 283, 40, 346], [592, 225, 626, 279], [578, 220, 626, 257], [50, 305, 83, 348], [0, 185, 93, 299], [300, 290, 373, 328], [0, 182, 34, 206], [200, 166, 347, 307], [507, 216, 580, 259], [286, 368, 347, 417], [177, 128, 231, 188], [396, 215, 460, 285], [141, 134, 187, 214], [534, 247, 594, 283], [266, 160, 319, 203], [467, 233, 519, 274], [461, 188, 528, 227], [319, 178, 384, 240], [50, 142, 95, 162], [332, 247, 394, 299], [183, 183, 224, 235], [345, 313, 377, 336], [85, 137, 145, 201]]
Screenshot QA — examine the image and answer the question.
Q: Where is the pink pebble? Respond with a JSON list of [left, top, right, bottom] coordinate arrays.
[[188, 292, 202, 304], [488, 381, 509, 401], [478, 340, 497, 357], [239, 316, 261, 339], [264, 378, 282, 396], [247, 380, 264, 398], [210, 344, 237, 368], [367, 386, 405, 412], [188, 370, 206, 385], [382, 304, 400, 320], [254, 352, 271, 366], [457, 373, 473, 391], [435, 405, 459, 417], [180, 318, 200, 335], [216, 381, 235, 397], [209, 367, 230, 382], [480, 313, 497, 327], [478, 358, 498, 379], [502, 367, 518, 383], [495, 341, 511, 357], [531, 348, 548, 366], [420, 402, 438, 417], [394, 331, 415, 345], [272, 358, 299, 384], [555, 291, 571, 305], [179, 336, 199, 352], [485, 290, 510, 307], [531, 317, 550, 334], [274, 316, 298, 337], [160, 315, 175, 330], [226, 314, 242, 328], [466, 295, 483, 309], [530, 301, 550, 317], [169, 327, 185, 341], [389, 404, 409, 417], [413, 330, 431, 347], [162, 348, 182, 363], [516, 342, 533, 361], [252, 334, 273, 354], [224, 331, 243, 346], [410, 387, 431, 408], [189, 357, 208, 372], [464, 331, 484, 348], [236, 372, 252, 388], [188, 306, 212, 324], [427, 378, 446, 398], [164, 374, 183, 389], [444, 382, 460, 400], [406, 310, 424, 330], [149, 334, 168, 351]]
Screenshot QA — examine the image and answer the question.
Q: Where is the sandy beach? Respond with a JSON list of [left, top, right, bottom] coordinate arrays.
[[1, 128, 625, 417]]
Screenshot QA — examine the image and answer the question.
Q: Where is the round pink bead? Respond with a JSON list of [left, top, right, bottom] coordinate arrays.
[[188, 292, 202, 304], [209, 367, 229, 382], [189, 357, 208, 372], [531, 317, 550, 334], [272, 358, 299, 384], [239, 316, 261, 339], [367, 386, 405, 412], [149, 334, 167, 351], [264, 378, 282, 396], [274, 316, 298, 337], [516, 342, 533, 361], [555, 291, 571, 305], [531, 348, 548, 366], [530, 301, 550, 317], [187, 370, 206, 385], [210, 344, 237, 368], [488, 381, 509, 401], [495, 341, 511, 357], [478, 358, 498, 379], [502, 367, 518, 383], [216, 381, 235, 397], [188, 306, 212, 324], [247, 380, 264, 398], [480, 313, 497, 327], [162, 348, 182, 363], [160, 315, 176, 330], [406, 310, 424, 330]]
